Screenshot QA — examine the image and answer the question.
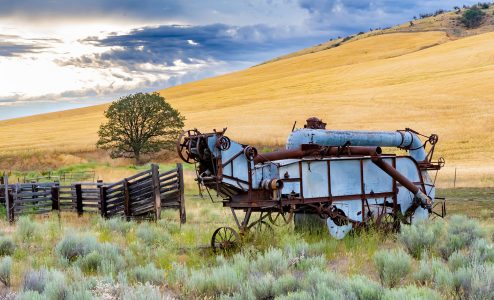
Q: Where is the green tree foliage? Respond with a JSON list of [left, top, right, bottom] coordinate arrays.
[[97, 93, 184, 163], [461, 7, 486, 28]]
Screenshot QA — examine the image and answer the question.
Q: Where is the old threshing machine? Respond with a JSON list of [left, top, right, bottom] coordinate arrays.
[[177, 117, 445, 252]]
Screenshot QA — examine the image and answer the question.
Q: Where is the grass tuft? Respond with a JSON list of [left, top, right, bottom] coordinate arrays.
[[0, 256, 12, 287], [0, 236, 15, 256], [373, 248, 412, 287]]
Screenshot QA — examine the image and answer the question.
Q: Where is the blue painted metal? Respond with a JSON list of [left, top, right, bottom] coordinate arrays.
[[287, 129, 427, 161], [180, 119, 442, 241]]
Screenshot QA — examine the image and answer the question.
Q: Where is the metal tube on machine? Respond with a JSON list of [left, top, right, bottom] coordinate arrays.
[[371, 156, 432, 210], [254, 145, 382, 164], [287, 129, 426, 162]]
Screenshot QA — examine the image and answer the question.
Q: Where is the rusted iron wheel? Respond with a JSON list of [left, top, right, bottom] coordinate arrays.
[[268, 206, 294, 226], [211, 227, 240, 254], [176, 130, 194, 163], [243, 146, 258, 161]]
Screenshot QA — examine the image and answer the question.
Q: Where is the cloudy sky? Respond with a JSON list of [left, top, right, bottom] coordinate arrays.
[[0, 0, 479, 120]]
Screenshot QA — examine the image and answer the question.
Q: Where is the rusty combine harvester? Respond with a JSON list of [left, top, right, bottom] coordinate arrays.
[[177, 117, 445, 252]]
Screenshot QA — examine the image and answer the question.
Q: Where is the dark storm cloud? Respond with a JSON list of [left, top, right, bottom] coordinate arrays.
[[0, 41, 47, 56], [0, 0, 183, 20], [60, 23, 325, 71]]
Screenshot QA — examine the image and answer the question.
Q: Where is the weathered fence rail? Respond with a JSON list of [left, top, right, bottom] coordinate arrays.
[[0, 164, 185, 224]]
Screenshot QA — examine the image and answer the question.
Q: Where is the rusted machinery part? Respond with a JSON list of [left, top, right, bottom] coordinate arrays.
[[371, 156, 432, 212], [253, 145, 382, 164], [211, 226, 241, 254], [215, 135, 231, 151], [261, 178, 284, 191], [243, 146, 258, 161], [376, 212, 400, 233], [371, 157, 419, 194], [176, 129, 202, 164], [268, 205, 295, 226], [255, 220, 274, 235]]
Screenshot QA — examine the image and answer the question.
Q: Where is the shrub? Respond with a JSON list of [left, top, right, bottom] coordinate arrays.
[[414, 257, 433, 284], [478, 2, 490, 9], [439, 215, 484, 259], [461, 7, 486, 28], [122, 283, 165, 300], [346, 275, 383, 300], [187, 264, 241, 296], [252, 248, 288, 276], [250, 273, 276, 299], [272, 273, 299, 296], [15, 291, 44, 300], [465, 264, 494, 299], [15, 216, 38, 242], [136, 224, 170, 246], [0, 237, 15, 256], [448, 251, 469, 272], [101, 218, 132, 234], [373, 249, 412, 287], [433, 267, 454, 293], [0, 256, 12, 287], [383, 285, 441, 300], [43, 270, 68, 300], [76, 243, 124, 275], [78, 251, 102, 274], [274, 291, 312, 300], [399, 221, 438, 258], [470, 238, 494, 263], [98, 243, 126, 274], [55, 234, 99, 262], [128, 263, 165, 285], [167, 262, 188, 287], [22, 269, 47, 293]]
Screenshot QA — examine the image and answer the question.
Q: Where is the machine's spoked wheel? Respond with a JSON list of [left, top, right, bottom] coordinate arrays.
[[211, 227, 240, 254], [176, 130, 198, 164], [268, 206, 294, 226]]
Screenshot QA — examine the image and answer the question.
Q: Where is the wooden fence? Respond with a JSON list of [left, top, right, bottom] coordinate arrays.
[[1, 164, 185, 223]]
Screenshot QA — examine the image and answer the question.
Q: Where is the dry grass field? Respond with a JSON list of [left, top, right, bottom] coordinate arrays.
[[1, 10, 494, 185]]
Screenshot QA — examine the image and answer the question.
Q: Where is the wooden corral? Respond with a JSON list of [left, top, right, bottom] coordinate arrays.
[[1, 164, 185, 223]]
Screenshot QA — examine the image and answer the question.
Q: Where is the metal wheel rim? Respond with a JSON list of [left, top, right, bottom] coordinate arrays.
[[211, 227, 240, 253]]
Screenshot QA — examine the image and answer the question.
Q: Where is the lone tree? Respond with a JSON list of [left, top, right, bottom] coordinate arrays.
[[460, 7, 485, 28], [97, 92, 184, 163]]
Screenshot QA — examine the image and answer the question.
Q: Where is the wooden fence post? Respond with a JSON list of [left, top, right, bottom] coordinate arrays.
[[3, 175, 9, 222], [51, 185, 60, 211], [123, 179, 131, 221], [151, 164, 161, 221], [99, 185, 108, 218], [7, 188, 14, 224], [75, 184, 83, 216], [177, 163, 186, 224]]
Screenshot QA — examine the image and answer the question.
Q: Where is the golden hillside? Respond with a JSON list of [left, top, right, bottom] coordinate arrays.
[[1, 26, 494, 173]]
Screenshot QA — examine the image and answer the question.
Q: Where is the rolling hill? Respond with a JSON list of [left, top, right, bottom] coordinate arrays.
[[1, 8, 494, 181]]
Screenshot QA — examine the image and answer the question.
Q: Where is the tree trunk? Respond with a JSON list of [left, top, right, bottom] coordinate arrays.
[[134, 151, 142, 165]]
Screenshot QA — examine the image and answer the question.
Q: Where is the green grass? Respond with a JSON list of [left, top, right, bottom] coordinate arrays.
[[436, 188, 494, 217], [0, 178, 493, 298]]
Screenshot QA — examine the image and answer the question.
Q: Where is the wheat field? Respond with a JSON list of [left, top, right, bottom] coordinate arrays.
[[1, 30, 494, 174]]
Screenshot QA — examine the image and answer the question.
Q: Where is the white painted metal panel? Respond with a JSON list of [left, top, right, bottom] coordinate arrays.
[[362, 158, 393, 194], [301, 161, 328, 198], [330, 160, 362, 196]]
